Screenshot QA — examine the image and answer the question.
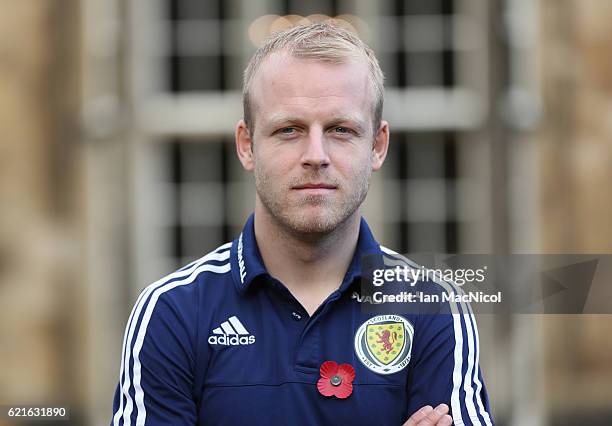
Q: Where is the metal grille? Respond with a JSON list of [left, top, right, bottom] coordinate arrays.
[[380, 0, 456, 88], [374, 0, 460, 253]]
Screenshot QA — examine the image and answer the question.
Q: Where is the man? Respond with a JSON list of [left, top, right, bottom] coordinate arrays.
[[111, 23, 493, 425]]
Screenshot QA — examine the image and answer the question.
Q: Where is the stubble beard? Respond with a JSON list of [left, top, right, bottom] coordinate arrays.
[[254, 166, 371, 236]]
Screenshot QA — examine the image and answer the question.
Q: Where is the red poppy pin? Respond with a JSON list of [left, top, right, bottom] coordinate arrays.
[[317, 360, 355, 399]]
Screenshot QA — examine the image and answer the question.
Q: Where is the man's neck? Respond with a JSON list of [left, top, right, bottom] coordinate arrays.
[[253, 206, 361, 316]]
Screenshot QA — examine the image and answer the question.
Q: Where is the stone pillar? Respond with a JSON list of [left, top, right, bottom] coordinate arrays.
[[0, 0, 85, 419], [540, 0, 612, 420]]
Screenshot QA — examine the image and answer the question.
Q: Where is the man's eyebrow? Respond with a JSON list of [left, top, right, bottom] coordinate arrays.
[[265, 115, 305, 127], [264, 115, 368, 132], [326, 116, 368, 133]]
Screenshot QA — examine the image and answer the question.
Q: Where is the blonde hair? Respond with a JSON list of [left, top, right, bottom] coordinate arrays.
[[242, 22, 385, 133]]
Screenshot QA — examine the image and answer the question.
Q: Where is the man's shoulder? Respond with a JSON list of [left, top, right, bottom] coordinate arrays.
[[121, 242, 235, 354], [141, 241, 234, 304]]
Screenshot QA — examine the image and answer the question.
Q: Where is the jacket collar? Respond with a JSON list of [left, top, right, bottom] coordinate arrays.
[[230, 213, 383, 295]]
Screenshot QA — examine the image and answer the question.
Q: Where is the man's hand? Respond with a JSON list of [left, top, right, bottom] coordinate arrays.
[[402, 404, 453, 426]]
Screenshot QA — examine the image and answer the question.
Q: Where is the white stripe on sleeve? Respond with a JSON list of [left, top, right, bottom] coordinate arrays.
[[113, 242, 231, 426], [132, 261, 231, 426], [379, 246, 492, 425]]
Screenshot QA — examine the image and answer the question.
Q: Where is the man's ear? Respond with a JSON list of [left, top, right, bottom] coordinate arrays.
[[372, 120, 389, 171], [235, 119, 255, 171]]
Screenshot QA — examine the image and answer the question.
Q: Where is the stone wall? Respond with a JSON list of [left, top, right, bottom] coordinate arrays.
[[540, 0, 612, 419], [0, 0, 84, 419]]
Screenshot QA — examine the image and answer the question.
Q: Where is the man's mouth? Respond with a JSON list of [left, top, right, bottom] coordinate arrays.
[[292, 183, 338, 190]]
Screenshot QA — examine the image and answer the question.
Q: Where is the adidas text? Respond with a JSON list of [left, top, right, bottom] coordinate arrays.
[[208, 335, 256, 345]]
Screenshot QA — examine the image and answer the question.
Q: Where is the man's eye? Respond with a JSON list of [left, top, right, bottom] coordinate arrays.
[[334, 127, 351, 134], [280, 127, 296, 134]]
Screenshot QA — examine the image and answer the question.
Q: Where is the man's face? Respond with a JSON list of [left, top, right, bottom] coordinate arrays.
[[239, 52, 388, 235]]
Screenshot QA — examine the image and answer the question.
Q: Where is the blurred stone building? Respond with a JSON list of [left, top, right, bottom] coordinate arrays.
[[0, 0, 611, 425], [0, 0, 85, 423]]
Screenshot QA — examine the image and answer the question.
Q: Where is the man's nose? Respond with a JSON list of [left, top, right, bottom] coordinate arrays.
[[300, 129, 330, 169]]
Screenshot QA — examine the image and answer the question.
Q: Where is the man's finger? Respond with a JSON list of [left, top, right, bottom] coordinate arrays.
[[401, 405, 433, 426], [437, 414, 453, 426], [418, 403, 450, 426]]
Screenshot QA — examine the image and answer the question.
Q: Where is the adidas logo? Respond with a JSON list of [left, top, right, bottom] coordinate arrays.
[[208, 315, 256, 346]]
